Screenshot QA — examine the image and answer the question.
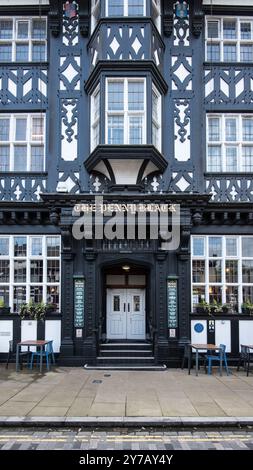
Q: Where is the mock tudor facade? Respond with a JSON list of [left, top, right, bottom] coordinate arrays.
[[0, 0, 253, 367]]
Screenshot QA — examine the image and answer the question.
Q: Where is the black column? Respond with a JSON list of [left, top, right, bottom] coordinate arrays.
[[178, 209, 192, 347], [155, 251, 169, 364], [83, 251, 97, 365]]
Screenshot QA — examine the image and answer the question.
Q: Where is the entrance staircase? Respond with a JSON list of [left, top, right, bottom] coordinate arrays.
[[84, 341, 166, 370]]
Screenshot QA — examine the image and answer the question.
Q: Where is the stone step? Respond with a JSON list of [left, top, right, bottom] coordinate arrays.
[[99, 349, 153, 357]]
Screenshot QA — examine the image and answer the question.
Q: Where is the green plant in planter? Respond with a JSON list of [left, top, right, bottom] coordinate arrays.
[[196, 299, 211, 314], [210, 299, 222, 314], [222, 303, 232, 314], [241, 301, 253, 315], [19, 300, 46, 321], [0, 299, 11, 314]]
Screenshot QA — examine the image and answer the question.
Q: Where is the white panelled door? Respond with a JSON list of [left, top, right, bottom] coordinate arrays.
[[107, 289, 145, 340]]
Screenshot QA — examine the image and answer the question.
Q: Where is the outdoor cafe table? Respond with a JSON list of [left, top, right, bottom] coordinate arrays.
[[16, 340, 51, 373], [189, 344, 222, 376]]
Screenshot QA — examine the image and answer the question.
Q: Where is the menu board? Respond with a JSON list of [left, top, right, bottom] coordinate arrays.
[[74, 278, 85, 328], [167, 279, 178, 328]]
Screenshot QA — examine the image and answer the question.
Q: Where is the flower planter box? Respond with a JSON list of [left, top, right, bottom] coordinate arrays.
[[0, 307, 11, 315]]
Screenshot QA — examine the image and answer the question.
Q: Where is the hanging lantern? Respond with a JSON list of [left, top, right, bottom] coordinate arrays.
[[175, 1, 188, 19]]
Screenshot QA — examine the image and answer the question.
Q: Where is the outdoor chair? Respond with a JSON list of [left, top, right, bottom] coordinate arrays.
[[181, 343, 205, 372], [6, 340, 31, 369], [29, 340, 55, 371], [237, 345, 253, 376], [205, 343, 229, 375]]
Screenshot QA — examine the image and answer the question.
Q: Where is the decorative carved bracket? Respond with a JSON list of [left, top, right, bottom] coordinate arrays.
[[191, 0, 204, 37], [79, 1, 89, 37], [163, 0, 174, 37], [60, 225, 72, 252], [49, 0, 61, 37]]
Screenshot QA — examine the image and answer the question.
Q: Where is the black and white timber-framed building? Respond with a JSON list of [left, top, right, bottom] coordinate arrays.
[[0, 0, 253, 368]]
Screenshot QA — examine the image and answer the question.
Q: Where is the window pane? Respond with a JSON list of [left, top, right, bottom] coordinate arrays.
[[0, 44, 12, 61], [226, 147, 237, 172], [242, 260, 253, 283], [243, 286, 253, 304], [207, 146, 221, 172], [108, 0, 124, 16], [0, 286, 9, 306], [192, 286, 206, 311], [30, 286, 43, 303], [32, 19, 46, 39], [31, 146, 44, 171], [226, 286, 238, 311], [17, 21, 28, 39], [193, 237, 205, 256], [108, 116, 124, 144], [30, 260, 43, 282], [223, 20, 236, 39], [128, 81, 144, 111], [15, 118, 27, 141], [207, 21, 219, 38], [47, 260, 60, 282], [225, 260, 238, 283], [209, 260, 222, 282], [0, 260, 10, 282], [108, 82, 124, 111], [47, 285, 59, 308], [129, 116, 143, 144], [14, 145, 27, 171], [209, 286, 222, 304], [242, 119, 253, 141], [14, 260, 26, 282], [152, 89, 159, 122], [208, 118, 220, 141], [13, 286, 26, 312], [241, 22, 251, 40], [0, 119, 10, 141], [242, 238, 253, 257], [32, 43, 46, 61], [0, 20, 12, 39], [31, 238, 42, 256], [31, 117, 44, 141], [129, 0, 144, 16], [240, 45, 253, 62], [242, 146, 253, 171], [226, 238, 237, 256], [0, 146, 10, 171], [14, 237, 27, 257], [192, 260, 205, 283], [16, 44, 29, 61], [209, 237, 222, 257], [46, 237, 60, 257], [224, 44, 237, 62], [0, 238, 9, 256], [152, 122, 159, 148], [225, 118, 237, 141], [207, 44, 220, 61]]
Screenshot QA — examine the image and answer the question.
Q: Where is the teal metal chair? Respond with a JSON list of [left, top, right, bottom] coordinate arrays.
[[205, 344, 230, 375], [29, 340, 54, 371]]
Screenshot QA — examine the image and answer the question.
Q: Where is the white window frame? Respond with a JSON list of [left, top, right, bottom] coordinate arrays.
[[90, 84, 100, 152], [206, 113, 253, 172], [0, 16, 47, 62], [106, 0, 146, 17], [0, 235, 61, 312], [191, 235, 253, 313], [0, 113, 45, 172], [152, 83, 162, 152], [205, 16, 253, 62], [105, 77, 147, 146]]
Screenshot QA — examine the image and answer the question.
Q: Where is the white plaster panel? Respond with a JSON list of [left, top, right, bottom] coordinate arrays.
[[142, 162, 159, 180], [215, 320, 231, 353], [239, 321, 253, 349], [21, 320, 37, 352], [108, 159, 143, 184], [205, 78, 214, 97], [191, 320, 207, 345], [0, 321, 13, 353], [45, 320, 61, 353]]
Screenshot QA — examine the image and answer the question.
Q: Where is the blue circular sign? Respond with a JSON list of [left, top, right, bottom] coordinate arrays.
[[194, 323, 204, 333]]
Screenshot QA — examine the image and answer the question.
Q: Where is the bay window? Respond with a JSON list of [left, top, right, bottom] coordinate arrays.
[[0, 114, 45, 172], [106, 0, 145, 17], [0, 236, 61, 312], [0, 17, 47, 62], [191, 236, 253, 313]]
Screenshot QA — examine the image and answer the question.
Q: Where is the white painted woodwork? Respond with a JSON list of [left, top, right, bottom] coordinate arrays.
[[215, 320, 231, 353], [0, 321, 13, 353], [45, 320, 61, 353], [107, 288, 146, 340]]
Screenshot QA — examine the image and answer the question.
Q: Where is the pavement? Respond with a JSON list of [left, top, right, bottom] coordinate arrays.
[[0, 365, 253, 427]]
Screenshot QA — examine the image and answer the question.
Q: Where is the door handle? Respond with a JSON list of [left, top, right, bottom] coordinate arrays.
[[128, 303, 130, 312], [124, 303, 126, 312]]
